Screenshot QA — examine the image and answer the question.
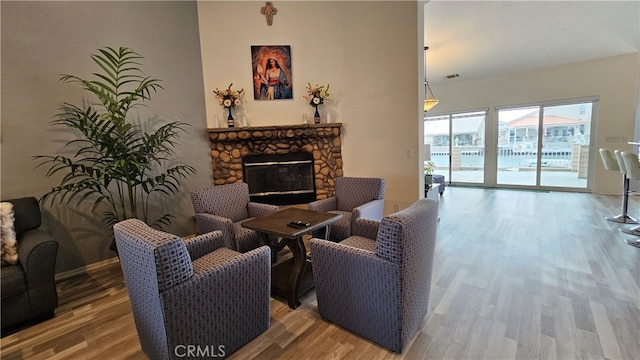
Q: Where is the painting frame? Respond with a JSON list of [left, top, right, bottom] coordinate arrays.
[[251, 45, 293, 100]]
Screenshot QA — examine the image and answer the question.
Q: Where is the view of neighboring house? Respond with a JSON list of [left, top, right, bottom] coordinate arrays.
[[425, 114, 485, 148], [500, 103, 591, 152]]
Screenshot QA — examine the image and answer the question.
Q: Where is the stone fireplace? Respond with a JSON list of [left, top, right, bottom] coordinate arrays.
[[207, 123, 343, 203]]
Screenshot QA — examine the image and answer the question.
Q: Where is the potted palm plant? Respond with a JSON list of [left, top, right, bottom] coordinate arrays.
[[424, 161, 436, 184], [35, 46, 196, 252]]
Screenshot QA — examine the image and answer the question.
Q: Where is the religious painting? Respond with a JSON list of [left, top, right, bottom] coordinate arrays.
[[251, 45, 292, 100]]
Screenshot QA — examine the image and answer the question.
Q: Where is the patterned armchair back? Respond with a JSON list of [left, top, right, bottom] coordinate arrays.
[[334, 177, 385, 211], [114, 219, 194, 293], [375, 198, 438, 345], [114, 219, 196, 357], [376, 198, 437, 265], [191, 183, 251, 222]]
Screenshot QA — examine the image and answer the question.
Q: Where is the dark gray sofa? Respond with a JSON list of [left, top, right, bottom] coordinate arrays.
[[1, 197, 58, 332]]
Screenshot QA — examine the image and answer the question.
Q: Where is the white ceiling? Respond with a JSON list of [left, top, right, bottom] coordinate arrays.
[[424, 1, 640, 85]]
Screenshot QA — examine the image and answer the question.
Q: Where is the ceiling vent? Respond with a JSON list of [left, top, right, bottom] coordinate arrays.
[[444, 73, 460, 80]]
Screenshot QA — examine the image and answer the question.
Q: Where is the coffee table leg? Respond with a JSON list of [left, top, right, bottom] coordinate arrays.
[[257, 232, 277, 263], [287, 236, 306, 309], [323, 225, 332, 240]]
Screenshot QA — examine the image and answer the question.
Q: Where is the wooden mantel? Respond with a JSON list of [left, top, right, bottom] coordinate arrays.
[[207, 123, 342, 135], [206, 123, 343, 200]]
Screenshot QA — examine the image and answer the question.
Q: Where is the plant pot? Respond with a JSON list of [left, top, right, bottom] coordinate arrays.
[[424, 174, 433, 184]]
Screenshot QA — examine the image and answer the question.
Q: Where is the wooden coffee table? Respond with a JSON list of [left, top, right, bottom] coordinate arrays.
[[241, 207, 342, 308]]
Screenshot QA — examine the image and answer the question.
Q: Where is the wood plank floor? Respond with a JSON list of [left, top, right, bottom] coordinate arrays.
[[1, 187, 639, 359]]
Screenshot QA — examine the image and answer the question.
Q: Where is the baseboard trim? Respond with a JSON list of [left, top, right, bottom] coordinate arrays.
[[55, 257, 120, 282]]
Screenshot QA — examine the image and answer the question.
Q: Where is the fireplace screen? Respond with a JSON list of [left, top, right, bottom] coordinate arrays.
[[242, 153, 316, 205]]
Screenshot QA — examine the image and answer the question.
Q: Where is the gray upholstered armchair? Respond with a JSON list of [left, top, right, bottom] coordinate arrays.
[[310, 198, 439, 353], [114, 219, 271, 359], [307, 176, 385, 241], [1, 197, 58, 332], [190, 183, 279, 253]]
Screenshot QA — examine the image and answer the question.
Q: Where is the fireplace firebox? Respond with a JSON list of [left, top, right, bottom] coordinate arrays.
[[242, 153, 316, 205]]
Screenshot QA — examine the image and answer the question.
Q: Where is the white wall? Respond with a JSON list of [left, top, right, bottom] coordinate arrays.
[[429, 53, 640, 195], [198, 1, 424, 213]]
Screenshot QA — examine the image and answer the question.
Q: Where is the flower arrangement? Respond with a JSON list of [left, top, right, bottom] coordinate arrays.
[[424, 161, 436, 175], [213, 83, 244, 109], [304, 83, 330, 107]]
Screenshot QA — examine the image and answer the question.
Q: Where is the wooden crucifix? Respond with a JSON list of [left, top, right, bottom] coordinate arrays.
[[261, 2, 277, 26]]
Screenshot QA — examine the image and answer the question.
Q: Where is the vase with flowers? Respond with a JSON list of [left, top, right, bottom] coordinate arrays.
[[304, 83, 330, 124], [424, 161, 436, 184], [213, 83, 243, 127]]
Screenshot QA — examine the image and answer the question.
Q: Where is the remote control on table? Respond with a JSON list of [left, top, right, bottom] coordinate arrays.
[[287, 220, 310, 229]]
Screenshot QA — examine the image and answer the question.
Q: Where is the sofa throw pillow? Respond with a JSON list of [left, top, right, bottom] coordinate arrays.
[[1, 202, 19, 265]]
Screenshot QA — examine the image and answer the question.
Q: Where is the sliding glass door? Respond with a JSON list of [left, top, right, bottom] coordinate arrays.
[[425, 100, 594, 191], [497, 101, 592, 189], [424, 110, 487, 184], [497, 107, 540, 186]]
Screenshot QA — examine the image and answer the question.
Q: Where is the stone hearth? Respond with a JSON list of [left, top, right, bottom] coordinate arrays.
[[207, 124, 343, 200]]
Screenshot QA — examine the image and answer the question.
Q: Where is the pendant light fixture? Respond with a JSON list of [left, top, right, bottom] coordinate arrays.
[[423, 46, 439, 112]]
